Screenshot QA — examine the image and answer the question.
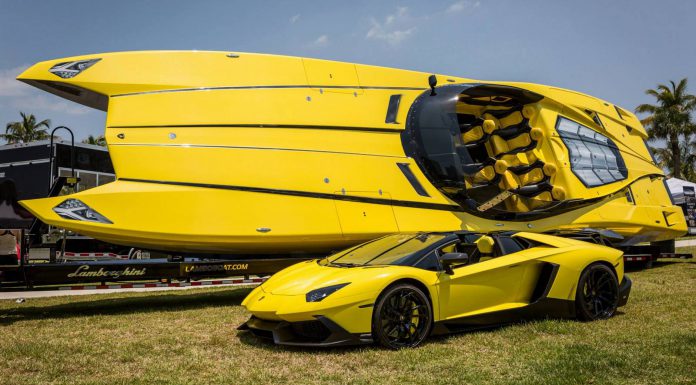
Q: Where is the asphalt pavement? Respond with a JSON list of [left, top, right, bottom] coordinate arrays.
[[675, 239, 696, 248], [0, 281, 253, 300]]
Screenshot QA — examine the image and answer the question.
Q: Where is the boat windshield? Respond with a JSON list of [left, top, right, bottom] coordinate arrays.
[[327, 233, 445, 266]]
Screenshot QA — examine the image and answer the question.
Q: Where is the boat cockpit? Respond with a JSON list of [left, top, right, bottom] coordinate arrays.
[[402, 84, 627, 220]]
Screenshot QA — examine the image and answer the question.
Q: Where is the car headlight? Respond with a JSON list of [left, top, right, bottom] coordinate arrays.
[[49, 58, 101, 79], [556, 116, 627, 187], [53, 199, 112, 224], [306, 283, 350, 302]]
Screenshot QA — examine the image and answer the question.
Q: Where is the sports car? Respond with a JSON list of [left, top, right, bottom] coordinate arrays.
[[239, 231, 631, 349]]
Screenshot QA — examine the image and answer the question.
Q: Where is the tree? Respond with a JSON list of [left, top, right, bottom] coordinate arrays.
[[1, 112, 51, 144], [82, 135, 107, 147], [650, 137, 696, 181], [635, 78, 696, 179]]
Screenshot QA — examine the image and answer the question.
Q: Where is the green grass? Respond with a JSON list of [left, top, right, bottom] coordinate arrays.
[[677, 245, 696, 255], [2, 261, 696, 385]]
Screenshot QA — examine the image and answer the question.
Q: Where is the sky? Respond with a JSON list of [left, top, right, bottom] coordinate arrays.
[[0, 0, 695, 143]]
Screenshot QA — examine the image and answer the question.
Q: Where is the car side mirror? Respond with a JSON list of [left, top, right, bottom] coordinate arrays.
[[439, 252, 470, 274]]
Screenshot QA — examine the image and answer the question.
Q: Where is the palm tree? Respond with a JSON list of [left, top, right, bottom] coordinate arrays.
[[82, 135, 107, 147], [635, 78, 696, 179], [1, 112, 51, 144], [650, 135, 696, 181]]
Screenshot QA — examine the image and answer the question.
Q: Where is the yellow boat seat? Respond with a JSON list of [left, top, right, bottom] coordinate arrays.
[[469, 165, 497, 183], [489, 133, 530, 156], [499, 179, 566, 212], [488, 127, 543, 156], [506, 160, 555, 186], [481, 118, 498, 134], [543, 163, 557, 177], [499, 151, 539, 168], [461, 119, 498, 147], [466, 159, 508, 185], [527, 191, 554, 210], [516, 167, 545, 186], [461, 125, 484, 144], [497, 170, 521, 190], [498, 111, 524, 128], [497, 170, 542, 190], [522, 105, 537, 120]]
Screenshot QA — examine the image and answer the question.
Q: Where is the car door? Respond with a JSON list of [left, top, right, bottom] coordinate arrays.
[[436, 236, 544, 321]]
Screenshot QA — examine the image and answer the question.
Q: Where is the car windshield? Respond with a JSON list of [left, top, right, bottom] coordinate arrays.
[[328, 233, 445, 266]]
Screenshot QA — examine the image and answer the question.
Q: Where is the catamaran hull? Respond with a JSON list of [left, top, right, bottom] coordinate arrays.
[[21, 178, 682, 254], [16, 51, 686, 253]]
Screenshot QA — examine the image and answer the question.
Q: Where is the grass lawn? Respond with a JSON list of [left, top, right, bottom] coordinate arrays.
[[1, 260, 695, 385], [677, 246, 696, 255]]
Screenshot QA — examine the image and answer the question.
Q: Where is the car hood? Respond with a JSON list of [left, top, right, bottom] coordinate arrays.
[[261, 260, 386, 296]]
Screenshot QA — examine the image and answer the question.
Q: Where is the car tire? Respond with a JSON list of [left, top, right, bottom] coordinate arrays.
[[371, 283, 432, 349], [575, 263, 619, 321]]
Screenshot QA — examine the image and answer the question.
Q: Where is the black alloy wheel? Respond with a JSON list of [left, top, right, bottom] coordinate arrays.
[[575, 263, 619, 321], [372, 283, 432, 349]]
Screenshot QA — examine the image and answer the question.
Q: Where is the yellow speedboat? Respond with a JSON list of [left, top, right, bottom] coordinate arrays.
[[17, 51, 686, 253]]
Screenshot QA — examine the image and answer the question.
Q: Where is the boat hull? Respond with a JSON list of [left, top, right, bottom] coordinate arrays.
[[16, 51, 686, 253], [21, 178, 684, 253]]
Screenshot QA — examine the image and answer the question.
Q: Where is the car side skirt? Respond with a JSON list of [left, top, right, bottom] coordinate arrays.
[[432, 297, 577, 335]]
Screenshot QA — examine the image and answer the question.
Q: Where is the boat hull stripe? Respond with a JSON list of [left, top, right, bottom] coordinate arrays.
[[107, 123, 403, 133], [109, 143, 406, 158], [117, 177, 464, 212], [111, 85, 427, 97]]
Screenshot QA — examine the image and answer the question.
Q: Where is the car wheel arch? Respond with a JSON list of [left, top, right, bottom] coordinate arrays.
[[375, 278, 435, 317], [570, 260, 620, 300], [371, 278, 435, 348], [575, 261, 621, 321], [584, 260, 618, 279], [383, 278, 432, 302]]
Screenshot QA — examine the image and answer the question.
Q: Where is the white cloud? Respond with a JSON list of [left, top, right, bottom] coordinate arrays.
[[0, 65, 31, 97], [0, 64, 90, 116], [447, 0, 480, 13], [366, 7, 416, 45], [10, 94, 90, 116], [290, 14, 300, 24], [311, 34, 329, 47]]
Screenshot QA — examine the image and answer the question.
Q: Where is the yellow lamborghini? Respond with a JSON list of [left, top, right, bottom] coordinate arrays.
[[239, 231, 631, 349]]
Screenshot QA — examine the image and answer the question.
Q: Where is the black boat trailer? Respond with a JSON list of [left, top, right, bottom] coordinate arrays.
[[547, 229, 692, 269], [0, 127, 314, 290], [2, 219, 312, 290], [621, 243, 692, 269], [0, 248, 308, 290]]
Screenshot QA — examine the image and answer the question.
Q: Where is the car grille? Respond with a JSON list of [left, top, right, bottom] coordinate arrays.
[[249, 328, 274, 340], [290, 320, 331, 342]]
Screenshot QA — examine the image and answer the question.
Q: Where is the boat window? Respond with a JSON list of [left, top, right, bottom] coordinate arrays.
[[556, 117, 627, 187]]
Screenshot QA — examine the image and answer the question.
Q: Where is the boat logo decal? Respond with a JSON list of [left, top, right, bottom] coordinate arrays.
[[49, 59, 101, 79]]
